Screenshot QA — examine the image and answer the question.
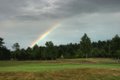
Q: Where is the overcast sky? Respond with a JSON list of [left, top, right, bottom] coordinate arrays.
[[0, 0, 120, 49]]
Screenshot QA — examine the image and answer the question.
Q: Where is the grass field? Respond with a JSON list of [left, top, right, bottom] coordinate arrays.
[[0, 58, 120, 80]]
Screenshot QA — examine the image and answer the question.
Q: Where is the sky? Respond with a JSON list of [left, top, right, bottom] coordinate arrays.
[[0, 0, 120, 49]]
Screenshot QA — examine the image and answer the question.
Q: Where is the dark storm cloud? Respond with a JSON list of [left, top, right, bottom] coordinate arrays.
[[54, 0, 120, 18], [0, 0, 26, 19], [0, 0, 120, 48], [0, 0, 120, 21], [30, 0, 120, 21], [0, 0, 119, 21]]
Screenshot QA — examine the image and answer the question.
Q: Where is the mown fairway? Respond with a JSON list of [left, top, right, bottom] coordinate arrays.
[[0, 58, 120, 80]]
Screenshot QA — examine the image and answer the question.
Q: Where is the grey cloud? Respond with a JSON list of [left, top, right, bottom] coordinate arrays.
[[16, 0, 120, 21], [0, 0, 120, 48], [0, 0, 120, 21], [1, 0, 120, 21], [55, 0, 120, 17], [0, 0, 26, 19]]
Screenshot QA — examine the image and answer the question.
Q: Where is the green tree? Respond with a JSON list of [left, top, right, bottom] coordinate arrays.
[[115, 50, 120, 59], [17, 48, 29, 60], [76, 49, 84, 58], [12, 43, 20, 50], [111, 35, 120, 54], [91, 48, 106, 58], [44, 41, 57, 60], [0, 47, 11, 60], [32, 45, 41, 60], [0, 37, 4, 47], [26, 47, 32, 59], [63, 43, 76, 58], [80, 33, 92, 58], [12, 43, 20, 60], [0, 37, 11, 60]]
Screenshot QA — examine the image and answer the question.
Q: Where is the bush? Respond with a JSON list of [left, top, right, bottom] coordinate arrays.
[[91, 48, 107, 58]]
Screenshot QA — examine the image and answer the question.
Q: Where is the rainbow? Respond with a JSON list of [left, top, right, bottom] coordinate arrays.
[[30, 21, 60, 47]]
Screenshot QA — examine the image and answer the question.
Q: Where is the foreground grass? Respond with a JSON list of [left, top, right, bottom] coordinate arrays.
[[0, 68, 120, 80], [0, 58, 120, 80], [0, 58, 120, 72]]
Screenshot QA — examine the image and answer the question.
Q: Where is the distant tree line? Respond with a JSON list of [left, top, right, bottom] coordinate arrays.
[[0, 33, 120, 60]]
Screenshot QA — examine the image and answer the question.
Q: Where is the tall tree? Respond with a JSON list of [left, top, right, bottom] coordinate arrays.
[[17, 48, 30, 60], [26, 47, 32, 59], [0, 37, 4, 47], [12, 43, 20, 60], [111, 35, 120, 58], [80, 33, 92, 58], [45, 41, 57, 60], [12, 43, 20, 50], [0, 37, 10, 60], [32, 44, 41, 60]]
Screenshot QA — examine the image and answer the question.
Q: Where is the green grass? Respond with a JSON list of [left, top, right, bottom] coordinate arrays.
[[0, 62, 120, 72], [0, 58, 120, 80], [0, 58, 120, 72]]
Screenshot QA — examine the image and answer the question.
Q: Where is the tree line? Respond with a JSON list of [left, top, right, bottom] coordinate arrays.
[[0, 33, 120, 60]]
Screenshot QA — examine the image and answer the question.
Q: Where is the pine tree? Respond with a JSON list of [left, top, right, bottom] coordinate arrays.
[[80, 33, 92, 58]]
